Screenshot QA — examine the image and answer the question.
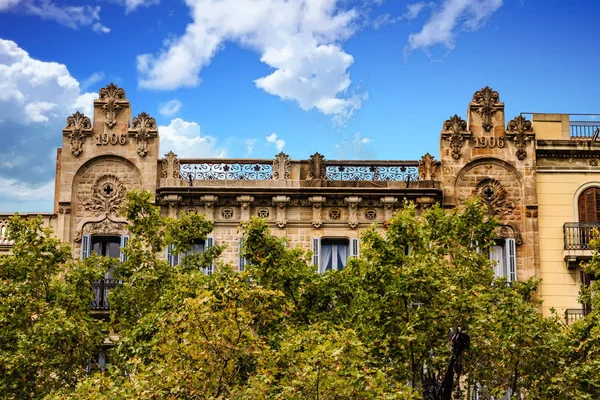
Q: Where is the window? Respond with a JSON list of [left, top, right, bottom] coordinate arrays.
[[489, 238, 516, 282], [166, 237, 214, 274], [239, 237, 248, 271], [578, 187, 600, 223], [312, 237, 359, 273]]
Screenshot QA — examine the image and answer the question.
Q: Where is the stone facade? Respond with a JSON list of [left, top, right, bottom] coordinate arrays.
[[2, 83, 600, 320]]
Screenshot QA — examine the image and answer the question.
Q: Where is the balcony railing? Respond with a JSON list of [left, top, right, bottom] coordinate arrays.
[[570, 120, 600, 139], [91, 279, 120, 311], [325, 161, 419, 182], [565, 308, 589, 325], [180, 159, 273, 181], [563, 222, 600, 250]]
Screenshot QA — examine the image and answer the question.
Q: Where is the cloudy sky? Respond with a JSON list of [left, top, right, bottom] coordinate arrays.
[[0, 0, 599, 211]]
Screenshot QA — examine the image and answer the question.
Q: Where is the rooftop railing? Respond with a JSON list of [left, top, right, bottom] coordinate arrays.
[[569, 117, 600, 139], [325, 160, 419, 182], [179, 159, 273, 181]]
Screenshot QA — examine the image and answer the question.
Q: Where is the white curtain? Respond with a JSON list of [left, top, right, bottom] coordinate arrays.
[[321, 244, 333, 272], [337, 245, 348, 270], [489, 245, 504, 278]]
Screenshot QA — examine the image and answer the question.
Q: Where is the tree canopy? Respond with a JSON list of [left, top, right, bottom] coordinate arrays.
[[2, 190, 600, 399]]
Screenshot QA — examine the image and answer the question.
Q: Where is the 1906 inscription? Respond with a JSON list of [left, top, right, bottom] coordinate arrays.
[[473, 136, 505, 148], [96, 133, 128, 146]]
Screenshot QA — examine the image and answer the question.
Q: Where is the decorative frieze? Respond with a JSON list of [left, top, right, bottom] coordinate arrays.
[[129, 112, 158, 157], [309, 196, 326, 228], [272, 195, 290, 228], [345, 196, 362, 229], [442, 115, 469, 160], [472, 86, 501, 132], [506, 115, 534, 160], [63, 111, 92, 157], [273, 152, 291, 180], [98, 83, 127, 128], [161, 151, 181, 179], [236, 196, 254, 221]]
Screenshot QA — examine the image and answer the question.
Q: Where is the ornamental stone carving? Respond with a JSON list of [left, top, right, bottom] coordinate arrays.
[[272, 195, 290, 228], [273, 152, 291, 180], [164, 194, 182, 218], [309, 196, 326, 228], [506, 115, 534, 160], [257, 208, 269, 218], [129, 112, 158, 157], [75, 218, 128, 243], [161, 151, 181, 179], [418, 153, 440, 180], [237, 196, 254, 221], [308, 152, 326, 180], [472, 86, 501, 132], [222, 208, 233, 219], [201, 195, 218, 221], [81, 175, 126, 217], [63, 111, 92, 157], [380, 196, 398, 221], [442, 115, 469, 159], [345, 196, 362, 229], [98, 83, 127, 128], [474, 178, 515, 217]]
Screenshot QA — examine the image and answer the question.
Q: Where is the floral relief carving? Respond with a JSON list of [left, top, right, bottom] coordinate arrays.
[[129, 112, 158, 157], [75, 219, 127, 243], [472, 86, 501, 132], [442, 115, 469, 159], [63, 111, 92, 157], [506, 115, 534, 160], [80, 175, 127, 217], [308, 152, 326, 180], [161, 151, 181, 179], [98, 83, 127, 128], [418, 153, 440, 180], [273, 152, 291, 180], [474, 178, 515, 217]]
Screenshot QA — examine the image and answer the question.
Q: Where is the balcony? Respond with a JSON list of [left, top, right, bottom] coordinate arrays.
[[565, 308, 589, 325], [570, 120, 600, 140], [91, 279, 120, 311], [563, 222, 600, 250]]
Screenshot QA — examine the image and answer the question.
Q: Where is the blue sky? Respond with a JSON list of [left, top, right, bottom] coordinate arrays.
[[0, 0, 599, 211]]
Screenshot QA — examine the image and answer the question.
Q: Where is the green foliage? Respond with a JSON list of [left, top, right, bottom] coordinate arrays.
[[0, 215, 107, 399]]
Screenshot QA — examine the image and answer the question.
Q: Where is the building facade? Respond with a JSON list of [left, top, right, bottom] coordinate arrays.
[[1, 83, 599, 321]]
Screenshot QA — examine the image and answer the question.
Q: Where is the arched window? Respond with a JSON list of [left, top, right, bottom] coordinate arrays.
[[578, 187, 600, 223]]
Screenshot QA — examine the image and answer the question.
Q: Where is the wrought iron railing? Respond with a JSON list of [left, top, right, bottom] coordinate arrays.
[[180, 159, 273, 181], [563, 222, 600, 250], [570, 120, 600, 139], [91, 279, 120, 310], [325, 161, 419, 182], [565, 308, 589, 325]]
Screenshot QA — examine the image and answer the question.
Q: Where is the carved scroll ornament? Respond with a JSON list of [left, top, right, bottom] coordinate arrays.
[[309, 196, 326, 228], [506, 115, 534, 160], [442, 115, 469, 160], [63, 111, 93, 157], [418, 153, 440, 180], [345, 196, 362, 229], [80, 175, 127, 218], [472, 86, 501, 132], [273, 196, 290, 228], [308, 152, 326, 180], [98, 83, 127, 128], [129, 112, 158, 157], [273, 152, 291, 180]]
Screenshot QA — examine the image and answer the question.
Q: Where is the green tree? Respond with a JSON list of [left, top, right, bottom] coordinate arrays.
[[0, 215, 107, 399]]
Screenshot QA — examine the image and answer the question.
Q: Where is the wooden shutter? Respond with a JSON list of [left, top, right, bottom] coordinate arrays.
[[312, 238, 320, 269], [579, 187, 600, 223], [81, 234, 91, 259], [120, 235, 129, 263], [350, 238, 359, 257], [505, 239, 516, 282], [239, 237, 245, 271], [206, 237, 214, 275], [166, 244, 179, 267]]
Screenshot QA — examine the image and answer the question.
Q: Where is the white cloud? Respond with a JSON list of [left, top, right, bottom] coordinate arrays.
[[81, 71, 105, 90], [265, 132, 285, 152], [373, 2, 431, 29], [334, 132, 374, 159], [406, 0, 502, 55], [118, 0, 160, 13], [0, 0, 21, 11], [137, 0, 366, 122], [0, 177, 54, 202], [0, 39, 95, 209], [159, 118, 227, 158], [92, 22, 110, 34], [244, 138, 256, 155], [158, 99, 182, 117]]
